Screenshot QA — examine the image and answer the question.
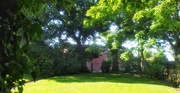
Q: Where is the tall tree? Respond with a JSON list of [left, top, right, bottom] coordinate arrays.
[[86, 0, 179, 72], [133, 0, 180, 65], [86, 0, 138, 72], [42, 0, 109, 72]]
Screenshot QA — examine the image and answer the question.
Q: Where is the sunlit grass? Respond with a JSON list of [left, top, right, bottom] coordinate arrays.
[[17, 73, 179, 93]]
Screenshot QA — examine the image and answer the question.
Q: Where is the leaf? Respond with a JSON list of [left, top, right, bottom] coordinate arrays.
[[20, 35, 27, 49], [29, 23, 43, 40]]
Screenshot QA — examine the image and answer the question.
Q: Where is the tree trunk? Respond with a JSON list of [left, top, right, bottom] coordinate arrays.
[[74, 37, 89, 73], [111, 49, 119, 72], [174, 46, 180, 68], [140, 42, 146, 73], [112, 55, 119, 72]]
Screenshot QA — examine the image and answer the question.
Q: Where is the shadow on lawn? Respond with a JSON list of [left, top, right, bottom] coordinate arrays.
[[45, 73, 171, 87]]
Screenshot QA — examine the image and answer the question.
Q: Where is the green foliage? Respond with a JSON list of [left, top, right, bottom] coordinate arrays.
[[120, 51, 132, 61], [85, 44, 102, 61], [28, 42, 81, 76], [28, 41, 53, 77], [0, 0, 75, 92], [168, 65, 180, 87], [133, 0, 180, 64], [124, 58, 141, 74], [52, 46, 81, 75], [101, 60, 111, 73], [34, 55, 54, 76], [0, 0, 44, 92], [146, 52, 167, 80]]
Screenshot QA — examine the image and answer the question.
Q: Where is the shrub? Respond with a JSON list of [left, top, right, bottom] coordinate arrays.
[[52, 46, 81, 75], [124, 61, 140, 74], [29, 42, 81, 76], [147, 62, 166, 80], [101, 60, 111, 73], [28, 42, 54, 77], [146, 57, 166, 80], [168, 68, 180, 87], [34, 56, 54, 76], [53, 56, 80, 75]]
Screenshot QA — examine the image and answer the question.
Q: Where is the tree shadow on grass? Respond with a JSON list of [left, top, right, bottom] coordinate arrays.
[[45, 73, 171, 87]]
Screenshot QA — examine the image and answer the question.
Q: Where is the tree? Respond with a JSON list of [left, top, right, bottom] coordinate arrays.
[[86, 0, 179, 72], [133, 0, 180, 65], [41, 0, 109, 72], [0, 0, 74, 92], [86, 0, 138, 72]]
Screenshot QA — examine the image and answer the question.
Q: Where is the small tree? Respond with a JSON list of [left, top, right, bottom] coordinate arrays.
[[146, 51, 167, 80], [101, 60, 111, 73]]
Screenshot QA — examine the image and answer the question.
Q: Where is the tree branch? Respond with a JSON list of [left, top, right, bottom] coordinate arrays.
[[163, 32, 174, 48]]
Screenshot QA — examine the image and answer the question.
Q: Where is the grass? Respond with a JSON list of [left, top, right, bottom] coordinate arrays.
[[14, 73, 179, 93]]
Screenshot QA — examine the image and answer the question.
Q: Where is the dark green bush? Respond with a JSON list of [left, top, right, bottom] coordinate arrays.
[[53, 56, 80, 75], [28, 42, 54, 76], [101, 60, 111, 73], [29, 42, 81, 77], [52, 44, 81, 75], [147, 62, 166, 80], [124, 61, 140, 74], [34, 56, 54, 76], [146, 56, 166, 80]]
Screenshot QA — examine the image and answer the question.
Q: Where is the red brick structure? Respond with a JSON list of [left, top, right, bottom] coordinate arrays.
[[86, 53, 125, 72]]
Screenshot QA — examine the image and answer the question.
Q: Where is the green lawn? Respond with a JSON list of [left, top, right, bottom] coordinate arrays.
[[15, 73, 179, 93]]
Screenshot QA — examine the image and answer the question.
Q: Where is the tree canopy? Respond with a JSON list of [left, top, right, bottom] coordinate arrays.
[[86, 0, 180, 64]]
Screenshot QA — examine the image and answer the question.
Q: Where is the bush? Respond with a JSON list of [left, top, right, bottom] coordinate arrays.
[[34, 56, 54, 76], [53, 56, 80, 75], [168, 68, 180, 87], [28, 42, 54, 76], [29, 42, 81, 77], [101, 60, 111, 73], [147, 62, 166, 80], [124, 61, 140, 74], [146, 57, 166, 80], [52, 45, 81, 75]]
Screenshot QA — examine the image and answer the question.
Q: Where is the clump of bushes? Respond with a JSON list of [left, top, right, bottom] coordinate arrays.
[[168, 67, 180, 87], [101, 60, 111, 73], [53, 52, 80, 75], [28, 42, 81, 77], [123, 60, 140, 74], [146, 53, 167, 80], [146, 61, 166, 80], [33, 55, 54, 77]]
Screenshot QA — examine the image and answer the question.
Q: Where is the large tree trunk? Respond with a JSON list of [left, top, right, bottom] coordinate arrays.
[[111, 49, 119, 72], [164, 32, 180, 65], [140, 41, 146, 73], [112, 55, 119, 72], [74, 36, 89, 73]]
